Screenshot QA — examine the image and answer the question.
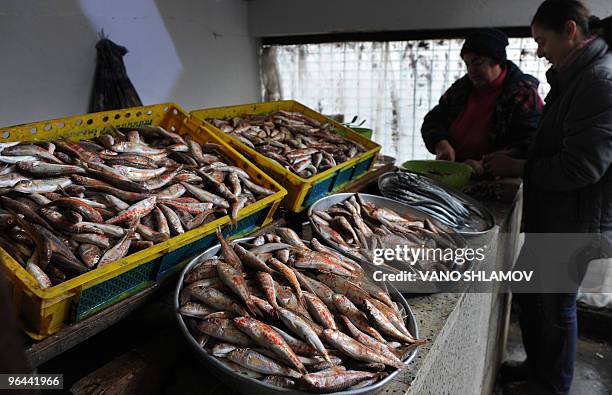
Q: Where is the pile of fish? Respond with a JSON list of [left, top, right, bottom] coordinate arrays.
[[311, 194, 463, 275], [0, 126, 277, 288], [379, 172, 493, 232], [178, 228, 423, 393], [208, 111, 367, 178]]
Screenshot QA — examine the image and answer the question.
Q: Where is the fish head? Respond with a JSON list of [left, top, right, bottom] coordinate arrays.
[[12, 179, 32, 192]]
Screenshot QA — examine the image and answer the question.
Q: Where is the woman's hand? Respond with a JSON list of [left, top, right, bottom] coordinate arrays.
[[464, 159, 485, 176], [483, 152, 525, 177], [435, 140, 455, 162]]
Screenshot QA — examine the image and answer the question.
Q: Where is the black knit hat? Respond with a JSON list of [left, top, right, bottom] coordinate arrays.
[[460, 29, 509, 61]]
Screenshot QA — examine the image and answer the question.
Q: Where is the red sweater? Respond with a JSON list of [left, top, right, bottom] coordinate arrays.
[[449, 68, 507, 161]]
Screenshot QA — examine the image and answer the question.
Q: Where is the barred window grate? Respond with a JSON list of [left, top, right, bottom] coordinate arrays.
[[262, 38, 550, 162]]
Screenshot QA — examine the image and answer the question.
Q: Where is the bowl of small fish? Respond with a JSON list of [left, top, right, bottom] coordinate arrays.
[[309, 193, 478, 294], [175, 228, 422, 394], [378, 171, 495, 236]]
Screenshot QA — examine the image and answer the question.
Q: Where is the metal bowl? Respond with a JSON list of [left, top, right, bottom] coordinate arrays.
[[175, 236, 419, 395], [378, 171, 495, 236], [374, 155, 396, 169], [308, 193, 477, 294]]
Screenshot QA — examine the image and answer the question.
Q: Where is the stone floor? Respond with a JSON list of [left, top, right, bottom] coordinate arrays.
[[496, 316, 612, 395]]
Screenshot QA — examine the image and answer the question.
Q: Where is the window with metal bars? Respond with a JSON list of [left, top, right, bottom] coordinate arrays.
[[261, 38, 550, 163]]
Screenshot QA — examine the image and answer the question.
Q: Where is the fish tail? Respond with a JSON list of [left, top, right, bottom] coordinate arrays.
[[410, 337, 429, 346], [246, 299, 263, 317], [215, 226, 223, 240], [296, 290, 307, 310], [323, 350, 334, 365]]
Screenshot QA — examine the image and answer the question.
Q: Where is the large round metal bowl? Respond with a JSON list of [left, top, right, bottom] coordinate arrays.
[[378, 171, 495, 237], [175, 236, 419, 395], [308, 193, 478, 294]]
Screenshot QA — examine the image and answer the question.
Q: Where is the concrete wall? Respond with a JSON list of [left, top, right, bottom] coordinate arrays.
[[248, 0, 612, 37], [0, 0, 260, 127]]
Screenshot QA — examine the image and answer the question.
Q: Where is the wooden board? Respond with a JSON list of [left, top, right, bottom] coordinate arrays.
[[25, 282, 164, 368]]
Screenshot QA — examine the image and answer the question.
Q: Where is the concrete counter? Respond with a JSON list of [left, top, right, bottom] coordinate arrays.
[[386, 180, 523, 394]]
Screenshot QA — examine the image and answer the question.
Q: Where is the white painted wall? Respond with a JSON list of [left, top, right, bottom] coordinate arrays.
[[248, 0, 612, 37], [0, 0, 260, 127]]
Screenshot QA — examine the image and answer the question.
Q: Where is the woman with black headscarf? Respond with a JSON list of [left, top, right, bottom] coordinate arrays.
[[421, 28, 544, 175]]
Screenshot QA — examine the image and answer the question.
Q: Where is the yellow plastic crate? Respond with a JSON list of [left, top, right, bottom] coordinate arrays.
[[191, 100, 381, 212], [0, 103, 286, 339]]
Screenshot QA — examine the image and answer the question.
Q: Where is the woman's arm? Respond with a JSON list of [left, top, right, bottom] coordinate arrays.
[[484, 153, 525, 177], [421, 78, 467, 154]]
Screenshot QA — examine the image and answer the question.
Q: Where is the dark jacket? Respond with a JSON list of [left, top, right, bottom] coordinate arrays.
[[421, 61, 543, 158], [524, 37, 612, 244]]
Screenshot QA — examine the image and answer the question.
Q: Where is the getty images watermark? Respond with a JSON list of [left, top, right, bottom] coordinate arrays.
[[370, 245, 534, 283], [365, 233, 610, 293]]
